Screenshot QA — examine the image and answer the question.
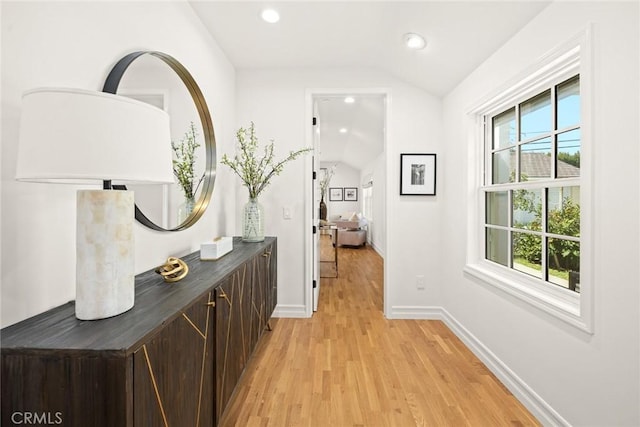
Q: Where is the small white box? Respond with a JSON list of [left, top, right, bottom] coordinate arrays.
[[200, 236, 233, 260]]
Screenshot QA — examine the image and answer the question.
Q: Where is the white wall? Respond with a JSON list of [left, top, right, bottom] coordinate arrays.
[[441, 2, 639, 425], [1, 1, 237, 327], [320, 161, 360, 218], [6, 2, 636, 423], [236, 67, 443, 315], [360, 152, 385, 255]]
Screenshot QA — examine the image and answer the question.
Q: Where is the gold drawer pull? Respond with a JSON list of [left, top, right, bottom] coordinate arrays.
[[218, 290, 228, 300], [206, 301, 216, 307], [262, 251, 272, 257]]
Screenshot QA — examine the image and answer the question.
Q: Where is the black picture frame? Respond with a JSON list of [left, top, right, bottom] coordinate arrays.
[[344, 187, 358, 201], [329, 187, 343, 201], [400, 153, 436, 195]]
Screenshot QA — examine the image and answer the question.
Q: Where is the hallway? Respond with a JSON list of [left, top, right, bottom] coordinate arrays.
[[219, 239, 539, 426]]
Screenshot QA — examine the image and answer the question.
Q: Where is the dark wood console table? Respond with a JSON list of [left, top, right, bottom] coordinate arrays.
[[1, 237, 276, 426]]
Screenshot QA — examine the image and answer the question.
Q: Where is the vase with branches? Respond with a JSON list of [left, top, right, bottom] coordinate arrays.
[[172, 122, 204, 222], [221, 122, 312, 241], [319, 164, 336, 221]]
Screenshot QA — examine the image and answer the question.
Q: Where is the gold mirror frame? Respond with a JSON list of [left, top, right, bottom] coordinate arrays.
[[103, 51, 216, 231]]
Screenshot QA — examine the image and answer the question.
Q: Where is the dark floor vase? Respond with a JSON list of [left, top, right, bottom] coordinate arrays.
[[320, 198, 327, 221]]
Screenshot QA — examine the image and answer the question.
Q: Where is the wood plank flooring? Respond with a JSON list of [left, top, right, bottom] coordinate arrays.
[[219, 235, 540, 426]]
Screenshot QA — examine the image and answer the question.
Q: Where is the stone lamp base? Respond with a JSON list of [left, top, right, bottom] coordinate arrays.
[[76, 190, 134, 320]]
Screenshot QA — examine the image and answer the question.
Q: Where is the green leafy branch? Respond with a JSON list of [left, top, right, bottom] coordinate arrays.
[[221, 122, 312, 199], [320, 164, 336, 201], [172, 121, 204, 200]]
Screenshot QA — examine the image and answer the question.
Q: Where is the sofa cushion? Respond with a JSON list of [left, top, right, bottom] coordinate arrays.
[[334, 220, 359, 230]]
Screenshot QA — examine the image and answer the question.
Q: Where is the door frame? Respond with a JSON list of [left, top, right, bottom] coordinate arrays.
[[304, 87, 391, 317]]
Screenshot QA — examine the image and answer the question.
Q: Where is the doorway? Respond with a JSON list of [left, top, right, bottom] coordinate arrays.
[[305, 88, 389, 317]]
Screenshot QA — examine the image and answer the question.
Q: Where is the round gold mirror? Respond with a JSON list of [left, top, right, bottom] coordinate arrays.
[[102, 51, 215, 231]]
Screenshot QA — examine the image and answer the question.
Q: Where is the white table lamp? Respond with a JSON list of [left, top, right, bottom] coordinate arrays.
[[16, 88, 174, 320]]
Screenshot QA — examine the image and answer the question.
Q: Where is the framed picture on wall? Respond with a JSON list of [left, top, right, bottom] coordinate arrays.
[[400, 153, 436, 195], [344, 187, 358, 201], [329, 187, 343, 201]]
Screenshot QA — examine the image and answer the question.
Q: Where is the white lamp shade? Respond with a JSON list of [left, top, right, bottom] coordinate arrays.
[[16, 87, 174, 185]]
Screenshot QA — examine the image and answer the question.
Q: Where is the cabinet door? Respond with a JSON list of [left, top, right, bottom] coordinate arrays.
[[215, 263, 252, 423], [133, 291, 215, 426], [251, 243, 276, 345], [267, 243, 277, 321], [1, 352, 128, 427]]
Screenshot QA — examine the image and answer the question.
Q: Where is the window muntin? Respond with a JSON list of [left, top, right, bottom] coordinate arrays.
[[486, 228, 509, 267], [556, 75, 580, 130], [520, 137, 552, 181], [486, 191, 508, 226], [492, 108, 516, 149], [513, 189, 541, 231], [557, 129, 581, 178], [513, 232, 542, 279], [484, 75, 580, 293], [520, 90, 552, 139]]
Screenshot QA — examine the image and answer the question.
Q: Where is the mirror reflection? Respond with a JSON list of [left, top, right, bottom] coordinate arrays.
[[103, 51, 215, 232], [116, 54, 206, 229]]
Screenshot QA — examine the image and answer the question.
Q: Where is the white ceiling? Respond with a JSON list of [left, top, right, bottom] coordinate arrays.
[[189, 1, 550, 170], [315, 94, 386, 170]]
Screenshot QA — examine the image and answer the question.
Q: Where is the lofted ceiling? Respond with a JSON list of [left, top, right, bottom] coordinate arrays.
[[315, 94, 386, 170], [189, 1, 550, 170]]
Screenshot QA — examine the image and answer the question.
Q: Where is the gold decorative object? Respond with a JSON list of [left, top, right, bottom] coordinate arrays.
[[155, 257, 189, 283]]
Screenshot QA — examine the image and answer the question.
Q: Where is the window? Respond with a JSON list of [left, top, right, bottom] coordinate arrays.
[[465, 33, 592, 332], [362, 183, 373, 222], [485, 75, 581, 292]]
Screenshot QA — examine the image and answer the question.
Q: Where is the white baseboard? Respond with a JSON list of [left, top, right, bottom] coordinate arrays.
[[272, 304, 308, 318], [389, 305, 569, 426], [369, 242, 384, 258], [387, 305, 443, 319]]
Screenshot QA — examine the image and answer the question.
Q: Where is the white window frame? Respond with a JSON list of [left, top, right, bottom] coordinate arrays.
[[362, 183, 373, 222], [464, 29, 594, 333]]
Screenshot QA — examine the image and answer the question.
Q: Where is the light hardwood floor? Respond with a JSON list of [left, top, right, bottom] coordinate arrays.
[[219, 235, 540, 426]]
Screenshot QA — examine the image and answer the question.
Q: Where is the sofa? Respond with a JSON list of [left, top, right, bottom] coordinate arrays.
[[329, 213, 368, 247], [336, 228, 366, 247]]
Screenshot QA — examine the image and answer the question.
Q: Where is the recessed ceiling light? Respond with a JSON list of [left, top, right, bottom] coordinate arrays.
[[261, 9, 280, 24], [404, 33, 427, 50], [344, 96, 355, 104], [339, 128, 348, 134]]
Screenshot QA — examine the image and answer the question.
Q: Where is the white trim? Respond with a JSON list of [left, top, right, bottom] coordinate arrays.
[[272, 304, 308, 318], [304, 87, 391, 319], [468, 31, 583, 116], [463, 263, 588, 328], [484, 177, 580, 192], [440, 308, 571, 427], [388, 305, 443, 319], [304, 90, 315, 318], [465, 27, 594, 333], [370, 241, 384, 259], [382, 93, 392, 318]]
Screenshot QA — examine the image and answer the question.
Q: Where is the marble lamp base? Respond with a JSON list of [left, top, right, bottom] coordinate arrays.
[[76, 190, 134, 320]]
